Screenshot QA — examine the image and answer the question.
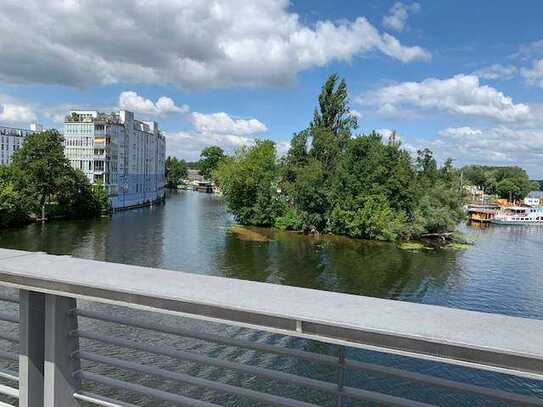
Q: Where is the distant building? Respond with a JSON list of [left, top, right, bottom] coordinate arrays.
[[186, 169, 204, 183], [64, 110, 166, 210], [524, 191, 543, 207], [0, 123, 41, 165]]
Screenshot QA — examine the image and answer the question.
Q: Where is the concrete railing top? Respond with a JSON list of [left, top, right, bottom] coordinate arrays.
[[0, 248, 542, 379]]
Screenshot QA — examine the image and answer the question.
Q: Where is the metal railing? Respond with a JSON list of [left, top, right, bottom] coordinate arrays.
[[0, 248, 542, 406]]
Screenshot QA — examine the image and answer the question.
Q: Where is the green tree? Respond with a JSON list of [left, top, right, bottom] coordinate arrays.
[[311, 73, 358, 139], [462, 165, 537, 200], [214, 140, 283, 226], [11, 130, 71, 219], [199, 146, 225, 180], [92, 182, 111, 214], [165, 156, 188, 188], [56, 169, 108, 217], [0, 166, 31, 227]]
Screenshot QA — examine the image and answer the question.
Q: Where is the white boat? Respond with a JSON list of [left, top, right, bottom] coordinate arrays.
[[490, 206, 543, 225]]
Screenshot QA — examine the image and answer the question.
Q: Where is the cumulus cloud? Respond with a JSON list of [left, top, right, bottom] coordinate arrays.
[[165, 111, 271, 160], [521, 59, 543, 88], [119, 91, 188, 117], [165, 130, 256, 160], [191, 112, 267, 136], [0, 95, 36, 124], [416, 126, 543, 177], [359, 74, 531, 122], [0, 0, 430, 89], [472, 64, 518, 80], [382, 2, 420, 32]]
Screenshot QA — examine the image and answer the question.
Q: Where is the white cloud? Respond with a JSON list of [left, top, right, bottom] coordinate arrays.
[[165, 111, 270, 160], [165, 130, 256, 160], [360, 74, 531, 122], [417, 126, 543, 177], [472, 64, 518, 80], [383, 2, 420, 32], [512, 39, 543, 61], [0, 95, 36, 124], [374, 128, 402, 143], [119, 91, 188, 117], [521, 59, 543, 88], [191, 112, 267, 136], [0, 0, 430, 89]]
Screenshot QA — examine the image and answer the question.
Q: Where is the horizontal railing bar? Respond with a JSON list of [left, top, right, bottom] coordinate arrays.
[[0, 295, 18, 305], [75, 309, 338, 365], [0, 313, 18, 324], [76, 330, 337, 390], [74, 391, 139, 407], [0, 384, 18, 398], [78, 351, 321, 407], [79, 371, 224, 407], [0, 350, 17, 362], [0, 369, 18, 383], [74, 313, 542, 405], [346, 359, 543, 406], [0, 333, 18, 344], [75, 330, 434, 407]]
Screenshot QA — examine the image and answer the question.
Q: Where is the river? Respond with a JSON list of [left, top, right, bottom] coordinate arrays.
[[0, 190, 542, 405]]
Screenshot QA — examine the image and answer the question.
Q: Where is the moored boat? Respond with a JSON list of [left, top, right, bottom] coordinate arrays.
[[490, 206, 543, 225]]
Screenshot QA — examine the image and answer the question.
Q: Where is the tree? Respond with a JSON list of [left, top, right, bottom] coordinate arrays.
[[199, 146, 225, 180], [462, 165, 537, 200], [214, 140, 283, 226], [56, 169, 109, 217], [11, 130, 72, 219], [165, 156, 188, 188], [0, 166, 32, 227], [311, 73, 358, 139]]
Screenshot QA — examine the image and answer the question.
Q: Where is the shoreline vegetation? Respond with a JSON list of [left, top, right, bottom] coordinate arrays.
[[0, 130, 110, 229], [229, 224, 473, 251], [213, 74, 467, 243]]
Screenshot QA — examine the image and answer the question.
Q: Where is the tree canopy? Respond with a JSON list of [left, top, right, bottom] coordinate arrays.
[[462, 165, 537, 200], [0, 129, 109, 228], [165, 156, 188, 188], [214, 74, 465, 241], [199, 146, 225, 179]]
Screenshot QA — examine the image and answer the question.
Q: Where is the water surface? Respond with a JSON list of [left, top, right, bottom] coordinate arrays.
[[1, 191, 542, 405]]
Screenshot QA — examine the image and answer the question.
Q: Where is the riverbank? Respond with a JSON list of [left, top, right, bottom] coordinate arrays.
[[229, 224, 472, 251]]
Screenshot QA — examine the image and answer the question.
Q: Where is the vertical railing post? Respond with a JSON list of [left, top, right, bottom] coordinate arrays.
[[19, 290, 46, 407], [337, 345, 346, 407], [43, 294, 81, 407]]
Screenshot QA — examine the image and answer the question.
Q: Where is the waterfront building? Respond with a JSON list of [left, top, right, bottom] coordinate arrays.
[[0, 122, 42, 165], [64, 110, 166, 210]]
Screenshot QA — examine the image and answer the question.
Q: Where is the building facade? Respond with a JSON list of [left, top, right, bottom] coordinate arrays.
[[0, 123, 42, 165], [64, 110, 166, 210]]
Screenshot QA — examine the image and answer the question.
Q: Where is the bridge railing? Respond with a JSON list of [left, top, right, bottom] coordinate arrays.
[[0, 248, 542, 406]]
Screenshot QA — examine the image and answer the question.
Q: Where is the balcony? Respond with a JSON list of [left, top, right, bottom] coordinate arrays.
[[0, 248, 542, 406]]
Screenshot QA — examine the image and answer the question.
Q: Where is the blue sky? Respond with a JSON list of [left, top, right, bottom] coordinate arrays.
[[1, 1, 543, 176]]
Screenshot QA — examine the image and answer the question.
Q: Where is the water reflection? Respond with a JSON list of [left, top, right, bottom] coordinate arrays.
[[218, 227, 456, 303]]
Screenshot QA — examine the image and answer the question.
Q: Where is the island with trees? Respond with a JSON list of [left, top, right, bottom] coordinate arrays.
[[213, 74, 468, 242]]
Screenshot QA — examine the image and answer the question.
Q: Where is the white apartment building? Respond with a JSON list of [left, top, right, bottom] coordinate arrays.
[[64, 110, 166, 210], [0, 123, 42, 165]]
